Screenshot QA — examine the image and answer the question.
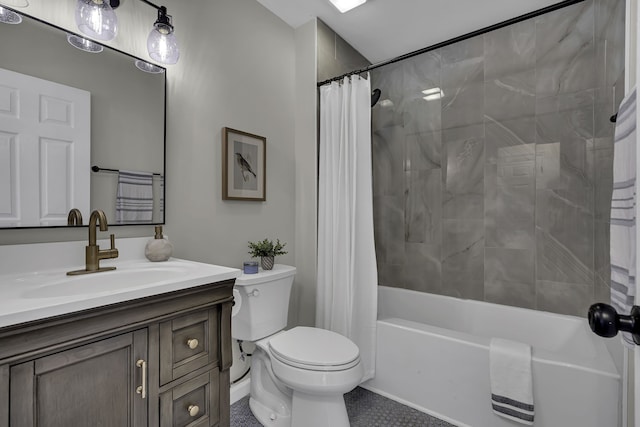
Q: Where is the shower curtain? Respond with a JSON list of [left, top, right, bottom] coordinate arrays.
[[317, 74, 378, 382]]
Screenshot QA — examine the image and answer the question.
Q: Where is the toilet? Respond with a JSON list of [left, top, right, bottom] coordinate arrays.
[[232, 265, 363, 427]]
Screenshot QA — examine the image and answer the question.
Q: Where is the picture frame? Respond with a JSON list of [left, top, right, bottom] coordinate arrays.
[[222, 127, 266, 201]]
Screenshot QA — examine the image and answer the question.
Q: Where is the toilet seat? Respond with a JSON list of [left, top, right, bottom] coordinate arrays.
[[269, 327, 360, 371]]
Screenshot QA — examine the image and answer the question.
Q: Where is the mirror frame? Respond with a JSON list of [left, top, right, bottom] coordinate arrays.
[[0, 6, 167, 229]]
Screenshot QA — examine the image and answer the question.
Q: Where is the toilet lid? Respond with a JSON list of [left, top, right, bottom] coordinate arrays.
[[268, 327, 360, 371]]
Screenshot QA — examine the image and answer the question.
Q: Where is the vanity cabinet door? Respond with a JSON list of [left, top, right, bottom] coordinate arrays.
[[9, 329, 148, 427]]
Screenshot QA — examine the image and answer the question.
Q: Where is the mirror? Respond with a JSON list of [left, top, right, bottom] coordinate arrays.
[[0, 9, 165, 228]]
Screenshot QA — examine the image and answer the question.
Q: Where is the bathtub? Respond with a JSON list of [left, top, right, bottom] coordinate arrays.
[[362, 286, 621, 427]]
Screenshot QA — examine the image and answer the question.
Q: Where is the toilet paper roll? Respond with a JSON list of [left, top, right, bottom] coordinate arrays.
[[232, 288, 242, 317]]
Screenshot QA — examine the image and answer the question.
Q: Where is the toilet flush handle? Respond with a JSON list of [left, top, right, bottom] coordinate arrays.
[[249, 289, 260, 297]]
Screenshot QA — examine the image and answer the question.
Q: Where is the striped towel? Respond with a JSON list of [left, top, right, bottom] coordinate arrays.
[[116, 170, 153, 224], [611, 87, 637, 348], [490, 338, 534, 425]]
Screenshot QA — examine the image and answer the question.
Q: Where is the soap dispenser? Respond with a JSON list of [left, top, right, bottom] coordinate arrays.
[[145, 226, 173, 262]]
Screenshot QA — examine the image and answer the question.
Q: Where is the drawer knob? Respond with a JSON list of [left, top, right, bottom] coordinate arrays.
[[188, 404, 200, 417], [187, 338, 199, 349]]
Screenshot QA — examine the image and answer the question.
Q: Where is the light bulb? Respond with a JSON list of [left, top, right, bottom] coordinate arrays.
[[75, 0, 117, 41], [147, 27, 179, 65]]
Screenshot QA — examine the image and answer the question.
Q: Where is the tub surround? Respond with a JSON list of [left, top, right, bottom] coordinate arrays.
[[371, 0, 625, 317], [0, 237, 241, 328]]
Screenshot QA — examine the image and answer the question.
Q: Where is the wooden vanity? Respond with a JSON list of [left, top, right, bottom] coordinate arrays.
[[0, 279, 234, 427]]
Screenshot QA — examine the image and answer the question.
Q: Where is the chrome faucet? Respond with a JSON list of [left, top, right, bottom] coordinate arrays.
[[67, 208, 83, 226], [67, 210, 119, 275]]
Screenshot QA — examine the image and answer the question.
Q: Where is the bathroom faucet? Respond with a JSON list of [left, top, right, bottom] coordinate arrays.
[[67, 210, 119, 275], [67, 208, 83, 226]]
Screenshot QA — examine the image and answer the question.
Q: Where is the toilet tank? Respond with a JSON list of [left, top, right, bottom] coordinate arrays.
[[232, 264, 296, 341]]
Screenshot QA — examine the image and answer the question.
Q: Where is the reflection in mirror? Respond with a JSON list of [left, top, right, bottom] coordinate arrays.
[[0, 8, 165, 228]]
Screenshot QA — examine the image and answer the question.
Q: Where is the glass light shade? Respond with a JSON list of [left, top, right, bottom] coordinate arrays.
[[67, 33, 104, 53], [75, 0, 117, 41], [147, 28, 179, 65], [135, 59, 164, 74], [0, 6, 22, 24]]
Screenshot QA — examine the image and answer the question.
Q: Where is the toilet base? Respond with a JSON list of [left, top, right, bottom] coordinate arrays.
[[291, 391, 350, 427], [249, 396, 292, 427]]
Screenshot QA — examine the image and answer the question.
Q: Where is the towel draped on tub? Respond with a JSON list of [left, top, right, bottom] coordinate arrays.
[[490, 338, 534, 425]]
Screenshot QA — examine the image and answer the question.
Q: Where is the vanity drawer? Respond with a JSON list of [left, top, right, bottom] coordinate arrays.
[[159, 308, 219, 385], [160, 369, 220, 427]]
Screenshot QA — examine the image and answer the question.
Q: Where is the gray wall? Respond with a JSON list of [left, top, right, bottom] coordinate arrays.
[[317, 19, 370, 83], [0, 0, 300, 279], [371, 0, 625, 317]]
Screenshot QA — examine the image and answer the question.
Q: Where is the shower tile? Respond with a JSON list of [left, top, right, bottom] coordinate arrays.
[[442, 125, 485, 219], [595, 0, 626, 91], [595, 278, 611, 305], [593, 142, 613, 221], [441, 38, 485, 130], [403, 97, 442, 136], [373, 125, 405, 197], [374, 195, 405, 265], [377, 264, 406, 288], [405, 131, 441, 171], [401, 243, 442, 293], [535, 193, 594, 286], [485, 280, 535, 309], [535, 91, 595, 213], [484, 70, 535, 122], [594, 219, 611, 290], [536, 280, 594, 317], [484, 149, 535, 250], [485, 116, 535, 165], [441, 82, 484, 130], [442, 219, 484, 299], [405, 169, 442, 244], [484, 19, 536, 80], [535, 0, 596, 96], [441, 36, 484, 65], [485, 248, 535, 284]]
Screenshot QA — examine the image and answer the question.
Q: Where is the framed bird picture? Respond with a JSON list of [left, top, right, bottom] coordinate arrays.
[[222, 127, 266, 201]]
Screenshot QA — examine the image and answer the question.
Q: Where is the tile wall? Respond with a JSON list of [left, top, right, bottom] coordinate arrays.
[[371, 0, 625, 317]]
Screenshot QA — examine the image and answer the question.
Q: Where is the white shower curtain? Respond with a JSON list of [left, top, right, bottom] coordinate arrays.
[[317, 74, 378, 382]]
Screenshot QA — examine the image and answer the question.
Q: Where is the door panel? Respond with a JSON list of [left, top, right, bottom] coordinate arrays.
[[0, 67, 90, 227]]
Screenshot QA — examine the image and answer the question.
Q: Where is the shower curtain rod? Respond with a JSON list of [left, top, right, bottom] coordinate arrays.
[[317, 0, 585, 87]]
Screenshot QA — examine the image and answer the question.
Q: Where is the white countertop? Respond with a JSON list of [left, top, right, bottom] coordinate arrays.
[[0, 238, 241, 328]]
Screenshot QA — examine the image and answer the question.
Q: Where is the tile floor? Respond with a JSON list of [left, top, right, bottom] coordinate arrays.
[[231, 386, 454, 426]]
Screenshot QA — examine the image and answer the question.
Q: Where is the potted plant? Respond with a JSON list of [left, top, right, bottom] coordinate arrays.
[[248, 238, 287, 270]]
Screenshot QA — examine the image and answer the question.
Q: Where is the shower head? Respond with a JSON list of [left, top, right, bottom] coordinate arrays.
[[371, 88, 381, 107]]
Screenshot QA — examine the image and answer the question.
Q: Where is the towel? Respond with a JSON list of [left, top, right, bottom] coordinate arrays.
[[115, 170, 153, 224], [490, 338, 534, 425], [611, 87, 637, 348]]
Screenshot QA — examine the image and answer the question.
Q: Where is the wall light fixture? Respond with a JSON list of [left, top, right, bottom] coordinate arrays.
[[75, 0, 179, 64]]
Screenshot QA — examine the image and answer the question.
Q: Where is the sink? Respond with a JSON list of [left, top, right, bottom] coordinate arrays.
[[21, 264, 192, 298], [14, 259, 239, 301], [0, 238, 242, 328]]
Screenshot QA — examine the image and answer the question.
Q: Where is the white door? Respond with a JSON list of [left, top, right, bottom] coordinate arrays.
[[0, 67, 90, 227]]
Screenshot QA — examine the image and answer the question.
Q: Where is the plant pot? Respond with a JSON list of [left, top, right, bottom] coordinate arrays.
[[261, 256, 274, 270]]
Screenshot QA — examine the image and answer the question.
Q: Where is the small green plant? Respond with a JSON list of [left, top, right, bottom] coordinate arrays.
[[247, 238, 288, 258]]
